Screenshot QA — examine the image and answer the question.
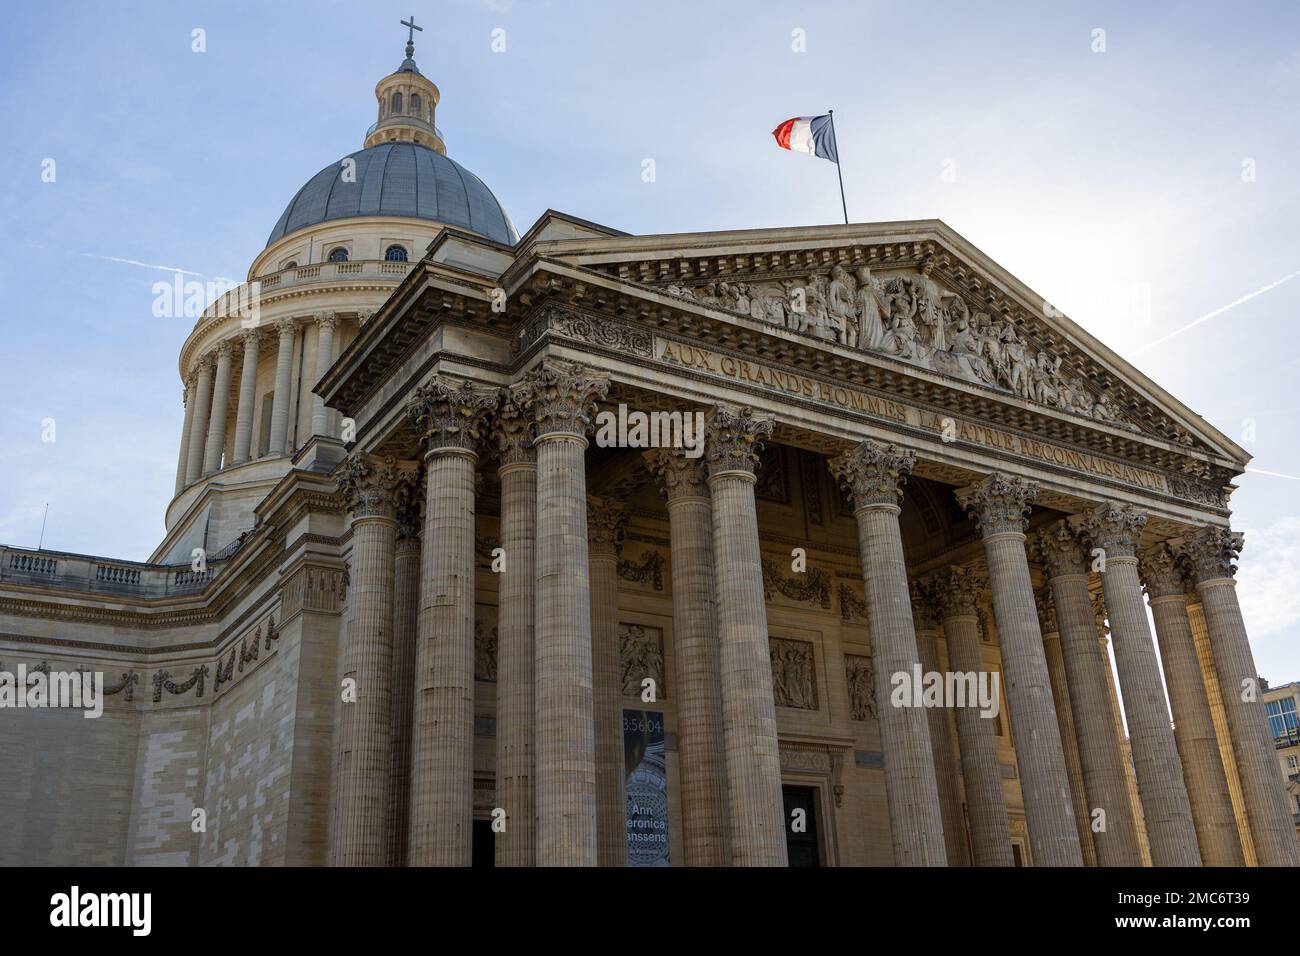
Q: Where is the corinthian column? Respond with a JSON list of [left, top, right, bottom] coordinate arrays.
[[174, 373, 197, 495], [645, 448, 729, 866], [911, 578, 971, 866], [1138, 542, 1244, 866], [932, 566, 1012, 866], [588, 495, 628, 867], [512, 359, 610, 867], [495, 396, 537, 867], [956, 474, 1082, 866], [311, 312, 339, 438], [830, 440, 946, 866], [1036, 587, 1099, 866], [1036, 521, 1142, 865], [183, 356, 213, 485], [331, 452, 418, 866], [706, 405, 787, 866], [268, 317, 297, 456], [1178, 528, 1300, 866], [202, 341, 235, 474], [386, 483, 422, 867], [404, 377, 498, 867], [1081, 503, 1200, 866], [232, 329, 261, 465]]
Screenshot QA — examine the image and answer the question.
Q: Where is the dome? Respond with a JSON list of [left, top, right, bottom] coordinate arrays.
[[266, 141, 518, 248]]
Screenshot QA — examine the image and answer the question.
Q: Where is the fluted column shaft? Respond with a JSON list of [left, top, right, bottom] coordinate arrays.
[[1038, 523, 1143, 866], [268, 319, 296, 456], [174, 377, 197, 495], [183, 359, 213, 486], [1084, 505, 1200, 866], [832, 442, 945, 866], [1140, 545, 1244, 866], [647, 450, 729, 865], [1038, 595, 1099, 867], [708, 405, 787, 866], [912, 586, 971, 866], [496, 448, 537, 867], [311, 314, 338, 438], [1181, 528, 1300, 866], [332, 454, 413, 866], [408, 447, 478, 866], [202, 343, 234, 474], [588, 497, 627, 867], [958, 475, 1081, 866], [513, 360, 609, 866], [385, 511, 421, 867], [232, 330, 260, 465], [935, 569, 1012, 866]]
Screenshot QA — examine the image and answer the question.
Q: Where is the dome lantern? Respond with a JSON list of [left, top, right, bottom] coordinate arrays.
[[364, 16, 446, 154]]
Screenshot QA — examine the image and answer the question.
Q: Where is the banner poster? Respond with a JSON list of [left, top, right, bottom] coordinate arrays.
[[623, 709, 670, 866]]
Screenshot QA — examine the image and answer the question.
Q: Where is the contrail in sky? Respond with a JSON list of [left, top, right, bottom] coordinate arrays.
[[1129, 269, 1300, 356]]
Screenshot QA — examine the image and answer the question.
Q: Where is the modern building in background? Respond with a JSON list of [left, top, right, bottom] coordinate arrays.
[[2, 29, 1298, 868], [1262, 679, 1300, 839]]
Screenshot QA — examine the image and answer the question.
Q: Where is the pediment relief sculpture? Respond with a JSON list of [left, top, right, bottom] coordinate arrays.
[[662, 255, 1149, 438]]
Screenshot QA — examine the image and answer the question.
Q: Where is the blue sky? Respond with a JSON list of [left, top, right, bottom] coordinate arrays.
[[1, 1, 1297, 678]]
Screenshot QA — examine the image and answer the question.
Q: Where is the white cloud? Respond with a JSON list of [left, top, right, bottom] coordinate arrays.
[[1236, 514, 1300, 650]]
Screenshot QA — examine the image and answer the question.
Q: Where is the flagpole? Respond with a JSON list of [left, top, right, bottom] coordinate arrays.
[[828, 109, 848, 225]]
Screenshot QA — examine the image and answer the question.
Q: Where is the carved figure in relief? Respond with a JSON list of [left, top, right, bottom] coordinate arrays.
[[826, 265, 857, 347], [880, 280, 920, 358], [854, 265, 887, 350]]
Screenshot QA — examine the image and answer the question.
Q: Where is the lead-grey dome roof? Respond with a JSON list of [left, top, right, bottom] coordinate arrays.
[[266, 141, 518, 247]]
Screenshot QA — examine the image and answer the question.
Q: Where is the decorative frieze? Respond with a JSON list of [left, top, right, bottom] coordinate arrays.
[[617, 550, 665, 591], [761, 558, 832, 609], [770, 637, 818, 710], [152, 664, 209, 703], [280, 564, 347, 620]]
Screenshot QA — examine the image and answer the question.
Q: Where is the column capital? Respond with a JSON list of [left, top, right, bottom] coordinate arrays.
[[275, 316, 298, 337], [510, 358, 609, 440], [932, 565, 985, 620], [587, 495, 627, 558], [213, 339, 235, 361], [357, 309, 374, 325], [703, 403, 774, 479], [956, 472, 1038, 536], [1034, 519, 1089, 578], [1079, 502, 1147, 559], [1174, 526, 1243, 584], [909, 578, 942, 632], [194, 351, 215, 373], [239, 326, 262, 349], [184, 366, 199, 389], [494, 393, 536, 468], [1035, 585, 1058, 635], [644, 447, 709, 502], [395, 474, 424, 544], [334, 452, 419, 520], [406, 376, 499, 456], [316, 311, 339, 332], [1137, 542, 1188, 599], [828, 439, 916, 510]]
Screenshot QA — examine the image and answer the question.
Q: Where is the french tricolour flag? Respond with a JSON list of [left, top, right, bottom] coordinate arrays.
[[772, 114, 839, 163]]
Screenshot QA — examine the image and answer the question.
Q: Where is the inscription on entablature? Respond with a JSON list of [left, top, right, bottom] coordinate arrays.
[[655, 338, 1173, 496]]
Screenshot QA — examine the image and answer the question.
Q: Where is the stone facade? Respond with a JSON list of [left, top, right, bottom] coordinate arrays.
[[1, 34, 1296, 871]]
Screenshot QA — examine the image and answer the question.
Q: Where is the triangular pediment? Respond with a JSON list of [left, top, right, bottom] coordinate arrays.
[[526, 217, 1246, 471]]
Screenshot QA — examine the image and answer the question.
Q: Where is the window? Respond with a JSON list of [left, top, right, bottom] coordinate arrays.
[[384, 244, 408, 262], [391, 91, 403, 113], [327, 247, 349, 263], [283, 260, 297, 270], [1267, 697, 1298, 739], [410, 93, 421, 115], [1287, 755, 1299, 769]]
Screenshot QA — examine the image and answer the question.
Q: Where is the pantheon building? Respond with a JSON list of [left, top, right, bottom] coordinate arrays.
[[2, 35, 1297, 869]]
